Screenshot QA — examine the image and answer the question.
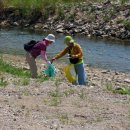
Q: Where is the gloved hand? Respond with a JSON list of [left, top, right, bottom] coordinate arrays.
[[47, 61, 51, 64], [51, 58, 56, 63]]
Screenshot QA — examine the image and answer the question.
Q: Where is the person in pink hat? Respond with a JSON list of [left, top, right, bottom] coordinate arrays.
[[25, 34, 55, 78]]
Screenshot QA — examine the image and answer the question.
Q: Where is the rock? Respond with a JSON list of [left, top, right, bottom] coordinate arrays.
[[56, 28, 64, 33], [56, 25, 63, 29], [13, 22, 19, 26], [101, 70, 110, 74], [0, 20, 10, 27], [124, 79, 130, 83], [34, 23, 43, 29]]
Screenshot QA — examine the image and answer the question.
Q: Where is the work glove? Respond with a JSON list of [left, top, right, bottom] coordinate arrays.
[[51, 58, 56, 63], [47, 61, 51, 64]]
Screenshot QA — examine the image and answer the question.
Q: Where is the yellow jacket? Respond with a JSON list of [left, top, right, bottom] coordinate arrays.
[[54, 43, 83, 61]]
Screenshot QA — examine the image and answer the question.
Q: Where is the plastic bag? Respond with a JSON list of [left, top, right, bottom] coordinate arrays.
[[63, 64, 76, 83], [43, 63, 56, 77]]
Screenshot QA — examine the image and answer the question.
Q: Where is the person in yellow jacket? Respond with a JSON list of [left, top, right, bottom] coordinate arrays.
[[51, 36, 86, 85]]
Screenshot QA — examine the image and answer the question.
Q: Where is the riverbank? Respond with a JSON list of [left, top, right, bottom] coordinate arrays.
[[0, 1, 130, 41], [0, 53, 130, 129]]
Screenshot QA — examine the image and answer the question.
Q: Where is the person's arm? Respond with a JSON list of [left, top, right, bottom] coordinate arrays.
[[51, 47, 68, 63], [41, 50, 50, 64]]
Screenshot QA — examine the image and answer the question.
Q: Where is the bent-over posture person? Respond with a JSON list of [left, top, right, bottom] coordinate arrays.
[[26, 34, 55, 78]]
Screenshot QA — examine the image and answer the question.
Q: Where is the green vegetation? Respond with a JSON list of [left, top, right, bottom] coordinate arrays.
[[63, 88, 75, 97], [22, 90, 30, 96], [0, 77, 8, 87], [13, 78, 30, 86], [120, 0, 130, 4], [0, 57, 31, 78], [79, 89, 87, 100], [59, 113, 69, 124], [48, 87, 62, 98], [106, 83, 130, 95], [128, 110, 130, 117], [113, 86, 130, 95], [123, 20, 130, 30], [0, 56, 52, 85]]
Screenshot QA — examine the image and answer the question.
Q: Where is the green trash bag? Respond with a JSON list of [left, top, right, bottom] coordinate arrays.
[[43, 63, 56, 77]]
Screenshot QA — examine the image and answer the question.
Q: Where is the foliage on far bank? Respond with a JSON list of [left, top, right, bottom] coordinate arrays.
[[1, 0, 130, 14]]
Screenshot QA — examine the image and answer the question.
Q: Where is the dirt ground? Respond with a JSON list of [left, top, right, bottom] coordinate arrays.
[[0, 54, 130, 130]]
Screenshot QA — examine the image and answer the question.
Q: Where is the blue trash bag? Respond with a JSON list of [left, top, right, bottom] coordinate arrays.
[[43, 63, 56, 77]]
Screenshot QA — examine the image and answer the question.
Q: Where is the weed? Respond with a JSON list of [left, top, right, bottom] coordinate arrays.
[[128, 110, 130, 117], [0, 77, 8, 87], [50, 97, 61, 106], [113, 87, 130, 95], [123, 20, 130, 30], [22, 90, 30, 96], [59, 113, 69, 124], [48, 87, 62, 97], [63, 88, 75, 97], [0, 58, 31, 78], [106, 82, 113, 91], [79, 89, 87, 100], [106, 83, 130, 95], [36, 75, 49, 82], [54, 79, 62, 87], [13, 78, 30, 86], [120, 0, 129, 4]]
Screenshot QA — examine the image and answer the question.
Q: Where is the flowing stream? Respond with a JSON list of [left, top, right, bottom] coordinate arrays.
[[0, 28, 130, 72]]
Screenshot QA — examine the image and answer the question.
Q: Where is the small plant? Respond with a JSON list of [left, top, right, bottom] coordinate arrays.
[[56, 6, 65, 20], [50, 97, 61, 106], [13, 78, 30, 86], [128, 110, 130, 117], [36, 75, 49, 82], [63, 88, 75, 97], [113, 87, 130, 95], [54, 79, 62, 87], [120, 0, 129, 4], [79, 89, 87, 100], [22, 90, 30, 96], [48, 86, 62, 106], [21, 78, 30, 86], [123, 20, 130, 30], [59, 113, 69, 124], [48, 87, 62, 97], [106, 82, 113, 91], [106, 83, 130, 95], [0, 77, 8, 87]]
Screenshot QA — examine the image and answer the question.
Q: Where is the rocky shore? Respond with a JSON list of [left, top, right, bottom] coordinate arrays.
[[0, 54, 130, 130], [0, 1, 130, 41]]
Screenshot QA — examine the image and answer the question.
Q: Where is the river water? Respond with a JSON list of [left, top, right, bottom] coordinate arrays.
[[0, 28, 130, 72]]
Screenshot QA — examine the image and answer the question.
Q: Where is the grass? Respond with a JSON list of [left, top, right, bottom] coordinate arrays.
[[2, 0, 120, 17], [0, 56, 52, 86], [48, 87, 62, 98], [0, 57, 31, 78], [113, 87, 130, 95], [128, 110, 130, 117], [22, 90, 30, 96], [0, 77, 8, 87], [63, 88, 75, 97], [79, 89, 87, 100], [123, 20, 130, 30], [106, 82, 130, 95], [59, 113, 69, 124], [13, 78, 30, 86]]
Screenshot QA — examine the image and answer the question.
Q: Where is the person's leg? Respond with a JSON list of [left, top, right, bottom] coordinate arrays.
[[74, 63, 86, 85], [26, 52, 37, 78]]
